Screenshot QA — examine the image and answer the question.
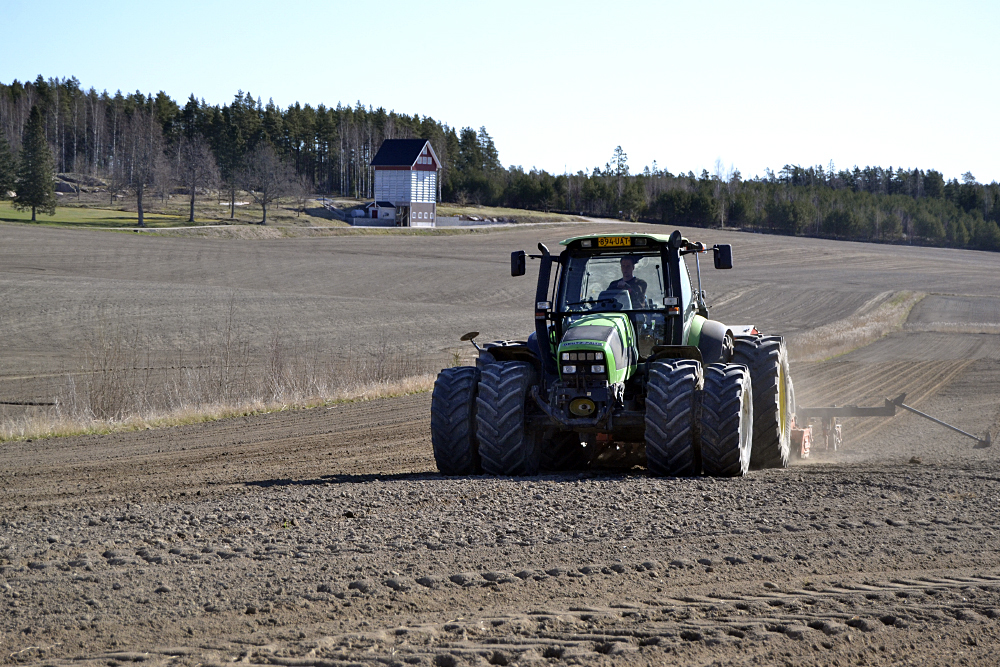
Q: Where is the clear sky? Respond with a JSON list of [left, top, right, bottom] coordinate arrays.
[[3, 0, 998, 182]]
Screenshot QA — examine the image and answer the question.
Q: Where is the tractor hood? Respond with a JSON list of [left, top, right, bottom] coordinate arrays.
[[557, 313, 637, 384]]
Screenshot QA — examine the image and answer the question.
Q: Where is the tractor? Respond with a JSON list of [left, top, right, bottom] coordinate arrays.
[[430, 230, 794, 477]]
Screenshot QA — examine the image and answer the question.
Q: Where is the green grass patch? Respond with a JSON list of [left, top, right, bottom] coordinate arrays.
[[0, 199, 592, 233], [437, 203, 586, 223], [0, 200, 197, 228]]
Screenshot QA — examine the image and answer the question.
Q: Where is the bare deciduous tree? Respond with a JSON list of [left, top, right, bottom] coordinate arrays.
[[177, 135, 219, 222], [240, 143, 293, 224], [122, 106, 163, 227], [153, 151, 172, 204], [291, 173, 311, 217]]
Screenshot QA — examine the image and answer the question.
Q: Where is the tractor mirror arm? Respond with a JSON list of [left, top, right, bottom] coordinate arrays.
[[680, 241, 708, 254]]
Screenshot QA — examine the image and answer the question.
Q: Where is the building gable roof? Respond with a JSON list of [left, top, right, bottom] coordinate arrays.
[[370, 139, 438, 168]]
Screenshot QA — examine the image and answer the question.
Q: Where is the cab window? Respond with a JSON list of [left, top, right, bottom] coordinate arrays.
[[558, 252, 665, 312]]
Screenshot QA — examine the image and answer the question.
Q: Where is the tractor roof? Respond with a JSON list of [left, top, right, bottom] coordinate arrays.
[[559, 232, 676, 247]]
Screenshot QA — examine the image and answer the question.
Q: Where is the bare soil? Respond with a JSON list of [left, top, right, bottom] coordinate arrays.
[[2, 222, 1000, 665]]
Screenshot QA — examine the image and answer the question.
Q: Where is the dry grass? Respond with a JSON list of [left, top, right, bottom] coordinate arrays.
[[0, 300, 440, 443], [0, 374, 434, 444], [904, 322, 1000, 335], [790, 291, 925, 362]]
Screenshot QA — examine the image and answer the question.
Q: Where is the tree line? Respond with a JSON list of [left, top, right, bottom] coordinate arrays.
[[442, 143, 1000, 252], [2, 75, 998, 251], [0, 76, 477, 224], [507, 155, 1000, 251]]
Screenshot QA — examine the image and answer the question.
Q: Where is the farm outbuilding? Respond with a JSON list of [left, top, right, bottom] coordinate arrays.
[[369, 139, 439, 227], [364, 201, 396, 220]]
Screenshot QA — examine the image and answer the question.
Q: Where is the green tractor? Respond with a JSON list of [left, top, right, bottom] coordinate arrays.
[[431, 230, 794, 477]]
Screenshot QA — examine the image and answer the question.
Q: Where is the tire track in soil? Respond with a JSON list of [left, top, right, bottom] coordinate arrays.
[[0, 393, 436, 509], [41, 571, 1000, 667]]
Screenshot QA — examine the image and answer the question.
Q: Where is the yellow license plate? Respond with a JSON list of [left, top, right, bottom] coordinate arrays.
[[598, 236, 631, 247]]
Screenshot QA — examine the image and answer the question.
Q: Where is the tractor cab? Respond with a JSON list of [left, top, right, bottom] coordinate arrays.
[[503, 230, 736, 432], [555, 235, 689, 359]]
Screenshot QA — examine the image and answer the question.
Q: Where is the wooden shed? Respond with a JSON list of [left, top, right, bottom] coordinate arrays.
[[370, 139, 440, 227]]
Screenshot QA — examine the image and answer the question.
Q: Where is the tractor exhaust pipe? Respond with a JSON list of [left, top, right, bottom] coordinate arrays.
[[534, 243, 557, 382]]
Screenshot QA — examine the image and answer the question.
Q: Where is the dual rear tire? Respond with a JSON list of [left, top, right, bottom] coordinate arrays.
[[432, 361, 583, 477], [645, 360, 753, 477], [430, 366, 482, 475], [476, 362, 541, 476], [700, 364, 753, 477]]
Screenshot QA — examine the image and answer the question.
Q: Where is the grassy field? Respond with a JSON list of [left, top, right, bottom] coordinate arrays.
[[0, 194, 353, 229], [0, 200, 198, 228], [437, 203, 587, 223], [0, 197, 590, 231]]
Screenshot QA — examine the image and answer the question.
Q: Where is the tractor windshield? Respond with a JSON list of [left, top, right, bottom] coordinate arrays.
[[558, 252, 666, 313]]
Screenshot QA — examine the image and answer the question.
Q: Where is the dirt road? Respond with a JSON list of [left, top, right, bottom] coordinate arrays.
[[2, 223, 1000, 665]]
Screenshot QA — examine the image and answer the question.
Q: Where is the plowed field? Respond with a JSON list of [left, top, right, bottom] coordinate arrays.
[[2, 223, 1000, 665]]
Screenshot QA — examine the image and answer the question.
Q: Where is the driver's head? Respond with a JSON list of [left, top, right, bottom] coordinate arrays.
[[620, 256, 638, 279]]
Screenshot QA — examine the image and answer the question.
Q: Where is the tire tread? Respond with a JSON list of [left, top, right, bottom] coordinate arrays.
[[477, 362, 539, 476], [645, 360, 702, 476], [430, 366, 481, 475], [732, 335, 790, 469], [701, 363, 752, 477]]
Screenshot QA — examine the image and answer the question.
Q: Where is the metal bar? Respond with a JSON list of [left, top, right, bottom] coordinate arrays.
[[797, 394, 902, 419], [893, 397, 992, 447]]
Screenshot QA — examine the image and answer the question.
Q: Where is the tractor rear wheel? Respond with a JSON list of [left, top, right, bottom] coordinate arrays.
[[430, 366, 482, 475], [732, 335, 792, 469], [541, 432, 589, 472], [700, 363, 753, 477], [645, 359, 703, 476], [477, 361, 541, 476]]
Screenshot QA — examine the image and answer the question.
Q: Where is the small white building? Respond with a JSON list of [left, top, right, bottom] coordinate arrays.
[[370, 139, 440, 227], [364, 201, 396, 221]]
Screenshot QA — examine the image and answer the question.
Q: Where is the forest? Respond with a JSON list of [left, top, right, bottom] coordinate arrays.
[[2, 75, 998, 250]]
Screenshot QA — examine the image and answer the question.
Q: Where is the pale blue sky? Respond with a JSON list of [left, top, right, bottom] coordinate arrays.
[[3, 0, 998, 181]]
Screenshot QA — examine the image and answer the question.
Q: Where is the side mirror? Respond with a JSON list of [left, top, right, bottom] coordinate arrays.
[[713, 244, 733, 270], [511, 250, 526, 276]]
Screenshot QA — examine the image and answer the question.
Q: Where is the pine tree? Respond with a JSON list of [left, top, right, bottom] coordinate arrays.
[[13, 106, 56, 221], [0, 133, 16, 199]]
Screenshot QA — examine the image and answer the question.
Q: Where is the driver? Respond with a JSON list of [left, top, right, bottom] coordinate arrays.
[[608, 255, 647, 307]]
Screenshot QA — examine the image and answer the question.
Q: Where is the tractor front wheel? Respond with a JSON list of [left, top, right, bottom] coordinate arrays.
[[430, 366, 482, 475], [645, 360, 703, 476], [700, 363, 753, 477], [477, 362, 541, 476]]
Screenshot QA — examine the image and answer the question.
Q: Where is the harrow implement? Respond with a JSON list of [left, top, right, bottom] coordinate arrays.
[[792, 393, 992, 457]]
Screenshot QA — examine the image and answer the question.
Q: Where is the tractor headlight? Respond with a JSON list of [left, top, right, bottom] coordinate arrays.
[[562, 365, 577, 374], [590, 364, 605, 374]]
